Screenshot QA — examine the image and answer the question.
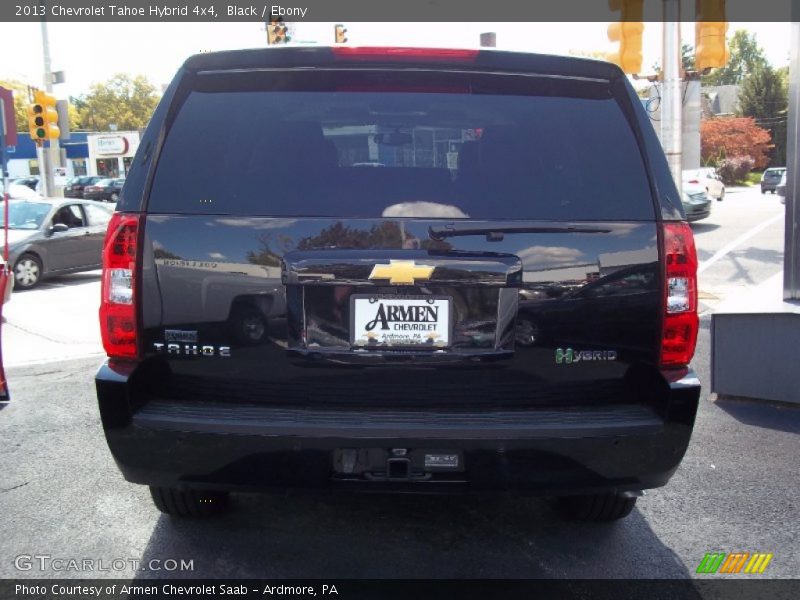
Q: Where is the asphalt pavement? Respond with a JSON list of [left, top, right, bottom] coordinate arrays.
[[1, 321, 798, 579], [0, 184, 797, 579]]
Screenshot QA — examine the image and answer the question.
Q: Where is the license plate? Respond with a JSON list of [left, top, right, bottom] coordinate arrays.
[[351, 295, 451, 348], [424, 453, 459, 469]]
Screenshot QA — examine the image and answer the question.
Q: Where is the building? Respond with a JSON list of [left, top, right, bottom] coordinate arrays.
[[5, 132, 90, 179], [86, 131, 140, 177], [702, 84, 741, 117]]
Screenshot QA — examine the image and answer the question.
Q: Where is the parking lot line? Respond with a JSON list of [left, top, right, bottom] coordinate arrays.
[[698, 212, 785, 275]]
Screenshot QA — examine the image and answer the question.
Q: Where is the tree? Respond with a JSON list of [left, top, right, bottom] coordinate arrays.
[[75, 74, 159, 132], [650, 43, 695, 75], [700, 116, 773, 169], [681, 43, 695, 72], [702, 30, 768, 86], [737, 65, 788, 165]]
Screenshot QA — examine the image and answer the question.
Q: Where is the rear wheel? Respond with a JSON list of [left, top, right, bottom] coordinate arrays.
[[13, 254, 42, 290], [230, 304, 268, 345], [149, 486, 229, 517], [557, 492, 637, 522]]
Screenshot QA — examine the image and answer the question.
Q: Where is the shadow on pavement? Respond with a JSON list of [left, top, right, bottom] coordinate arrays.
[[713, 396, 800, 435], [690, 222, 721, 234], [134, 491, 696, 580], [20, 270, 101, 291]]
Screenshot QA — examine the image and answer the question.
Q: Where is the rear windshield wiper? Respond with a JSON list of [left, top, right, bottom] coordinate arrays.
[[429, 223, 614, 242]]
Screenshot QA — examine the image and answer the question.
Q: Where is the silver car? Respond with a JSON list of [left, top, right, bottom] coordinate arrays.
[[3, 198, 113, 290], [776, 171, 787, 205]]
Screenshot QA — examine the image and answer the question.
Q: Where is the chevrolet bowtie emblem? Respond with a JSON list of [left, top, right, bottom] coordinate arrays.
[[368, 260, 435, 285]]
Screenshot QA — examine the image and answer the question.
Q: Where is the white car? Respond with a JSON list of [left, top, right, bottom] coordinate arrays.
[[683, 167, 725, 201], [0, 181, 42, 201]]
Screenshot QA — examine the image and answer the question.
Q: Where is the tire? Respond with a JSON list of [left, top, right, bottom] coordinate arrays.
[[515, 317, 541, 347], [13, 254, 42, 290], [149, 486, 229, 517], [557, 492, 637, 522], [717, 188, 725, 201], [231, 304, 268, 345], [110, 192, 119, 202]]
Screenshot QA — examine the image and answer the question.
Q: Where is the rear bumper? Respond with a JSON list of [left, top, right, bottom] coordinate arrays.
[[96, 361, 701, 495], [685, 207, 711, 222]]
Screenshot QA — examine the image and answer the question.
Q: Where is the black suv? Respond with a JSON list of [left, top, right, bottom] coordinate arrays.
[[96, 47, 701, 521]]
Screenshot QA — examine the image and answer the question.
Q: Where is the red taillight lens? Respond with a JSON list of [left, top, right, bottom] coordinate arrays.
[[100, 213, 140, 359], [688, 179, 699, 184], [332, 47, 479, 62], [660, 222, 699, 368]]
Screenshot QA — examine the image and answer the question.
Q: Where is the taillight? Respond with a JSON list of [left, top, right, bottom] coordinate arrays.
[[660, 222, 699, 368], [332, 47, 479, 62], [100, 213, 140, 359], [687, 179, 699, 184]]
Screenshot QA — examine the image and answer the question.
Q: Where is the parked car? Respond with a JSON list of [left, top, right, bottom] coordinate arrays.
[[0, 181, 42, 201], [83, 178, 125, 202], [64, 176, 103, 198], [0, 256, 11, 304], [681, 182, 712, 222], [11, 176, 40, 191], [96, 47, 701, 521], [776, 171, 787, 204], [3, 198, 113, 290], [0, 256, 7, 401], [683, 167, 725, 201], [761, 167, 786, 194]]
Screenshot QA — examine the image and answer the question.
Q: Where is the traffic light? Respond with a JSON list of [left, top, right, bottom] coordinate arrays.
[[695, 0, 728, 70], [335, 24, 348, 44], [606, 0, 644, 74], [267, 17, 290, 44], [27, 90, 59, 142]]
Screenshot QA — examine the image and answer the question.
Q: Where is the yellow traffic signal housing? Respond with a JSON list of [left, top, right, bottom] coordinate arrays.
[[28, 90, 59, 141], [695, 0, 728, 70], [335, 24, 348, 44], [606, 0, 644, 74]]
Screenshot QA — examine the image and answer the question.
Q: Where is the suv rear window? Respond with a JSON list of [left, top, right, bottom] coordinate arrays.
[[149, 74, 653, 220]]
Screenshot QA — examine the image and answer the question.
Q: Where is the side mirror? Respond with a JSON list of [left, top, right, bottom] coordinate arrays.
[[49, 223, 69, 236]]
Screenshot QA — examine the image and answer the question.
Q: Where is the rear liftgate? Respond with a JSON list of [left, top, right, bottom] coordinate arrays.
[[283, 248, 523, 483]]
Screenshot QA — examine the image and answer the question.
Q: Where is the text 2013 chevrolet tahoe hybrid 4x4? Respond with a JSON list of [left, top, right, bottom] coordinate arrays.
[[96, 47, 700, 521]]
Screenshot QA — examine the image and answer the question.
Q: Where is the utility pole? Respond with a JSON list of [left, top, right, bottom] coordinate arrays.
[[661, 2, 682, 196], [40, 16, 61, 197]]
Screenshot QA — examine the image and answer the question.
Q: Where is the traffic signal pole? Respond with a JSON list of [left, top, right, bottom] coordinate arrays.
[[40, 17, 60, 197], [661, 2, 682, 196]]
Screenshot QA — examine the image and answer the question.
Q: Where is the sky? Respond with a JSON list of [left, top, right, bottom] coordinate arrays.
[[0, 21, 792, 98]]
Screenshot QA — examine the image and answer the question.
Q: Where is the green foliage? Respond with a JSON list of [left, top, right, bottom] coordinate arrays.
[[745, 171, 763, 185], [681, 43, 695, 72], [737, 65, 788, 165], [74, 73, 159, 132], [702, 30, 768, 86]]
